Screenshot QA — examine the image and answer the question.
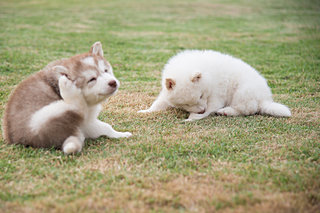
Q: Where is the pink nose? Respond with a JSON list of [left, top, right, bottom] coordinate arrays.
[[108, 80, 117, 88]]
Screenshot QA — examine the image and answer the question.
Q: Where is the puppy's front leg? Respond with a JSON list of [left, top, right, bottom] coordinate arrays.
[[138, 91, 170, 113], [59, 75, 87, 111], [83, 120, 132, 139], [185, 99, 224, 121], [185, 111, 211, 122]]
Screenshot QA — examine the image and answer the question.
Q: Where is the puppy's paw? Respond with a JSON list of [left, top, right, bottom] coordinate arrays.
[[120, 132, 133, 138], [59, 75, 73, 90], [59, 76, 83, 104], [183, 118, 195, 122], [138, 109, 151, 113], [59, 75, 81, 95], [217, 107, 239, 116], [187, 112, 208, 121], [63, 142, 79, 154], [114, 132, 132, 138], [62, 137, 82, 154]]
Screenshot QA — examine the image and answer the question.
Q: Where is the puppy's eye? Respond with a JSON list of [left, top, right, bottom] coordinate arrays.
[[200, 94, 204, 99], [104, 69, 108, 73], [88, 77, 96, 83]]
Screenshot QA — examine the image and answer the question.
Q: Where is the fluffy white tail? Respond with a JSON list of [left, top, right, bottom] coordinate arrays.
[[260, 102, 291, 117]]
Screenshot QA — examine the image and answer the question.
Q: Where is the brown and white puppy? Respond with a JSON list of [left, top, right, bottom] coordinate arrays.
[[2, 42, 132, 154]]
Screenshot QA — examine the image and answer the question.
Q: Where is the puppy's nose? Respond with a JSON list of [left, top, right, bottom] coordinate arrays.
[[108, 80, 117, 88]]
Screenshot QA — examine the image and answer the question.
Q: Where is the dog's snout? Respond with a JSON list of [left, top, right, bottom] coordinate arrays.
[[108, 80, 117, 88]]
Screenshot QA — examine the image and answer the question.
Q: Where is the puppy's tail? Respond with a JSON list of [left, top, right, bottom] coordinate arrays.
[[260, 101, 291, 117]]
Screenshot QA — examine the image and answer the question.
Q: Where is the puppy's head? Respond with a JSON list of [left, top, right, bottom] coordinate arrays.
[[164, 72, 207, 114], [54, 41, 119, 106]]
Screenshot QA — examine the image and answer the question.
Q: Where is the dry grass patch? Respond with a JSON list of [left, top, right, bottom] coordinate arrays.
[[52, 174, 242, 212], [81, 156, 128, 173], [222, 192, 319, 213], [0, 174, 318, 213], [104, 91, 156, 114], [3, 173, 315, 213], [290, 107, 319, 125]]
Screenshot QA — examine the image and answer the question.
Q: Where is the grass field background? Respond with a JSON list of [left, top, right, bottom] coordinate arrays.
[[0, 0, 319, 212]]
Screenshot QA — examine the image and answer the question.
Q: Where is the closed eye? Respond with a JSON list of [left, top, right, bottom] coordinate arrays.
[[88, 77, 96, 83], [200, 93, 204, 99]]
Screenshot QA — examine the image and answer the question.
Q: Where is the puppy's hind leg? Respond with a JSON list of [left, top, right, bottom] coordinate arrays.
[[62, 130, 85, 154], [217, 107, 241, 116], [28, 100, 84, 148], [138, 91, 170, 113], [59, 75, 87, 110], [185, 98, 225, 121], [217, 87, 259, 116]]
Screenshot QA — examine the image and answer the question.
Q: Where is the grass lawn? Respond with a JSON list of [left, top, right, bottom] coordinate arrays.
[[0, 0, 319, 212]]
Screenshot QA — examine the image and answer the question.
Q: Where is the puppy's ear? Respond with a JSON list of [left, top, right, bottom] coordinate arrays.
[[165, 78, 176, 90], [90, 41, 104, 57], [191, 72, 202, 83]]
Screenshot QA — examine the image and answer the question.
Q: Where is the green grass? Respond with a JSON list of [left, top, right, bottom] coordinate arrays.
[[0, 0, 319, 212]]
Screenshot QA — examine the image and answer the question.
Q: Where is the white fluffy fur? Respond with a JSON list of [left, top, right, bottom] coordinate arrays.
[[98, 60, 105, 71], [82, 57, 95, 66], [139, 50, 291, 121]]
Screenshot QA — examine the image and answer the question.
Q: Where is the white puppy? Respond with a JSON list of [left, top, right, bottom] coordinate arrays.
[[2, 42, 132, 154], [139, 50, 291, 121]]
